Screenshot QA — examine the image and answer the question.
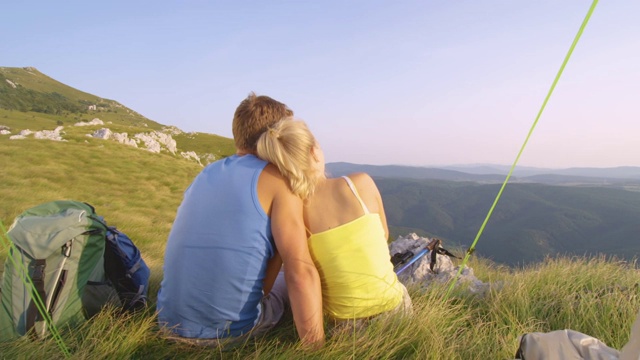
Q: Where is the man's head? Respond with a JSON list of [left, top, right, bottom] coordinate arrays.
[[233, 93, 293, 153]]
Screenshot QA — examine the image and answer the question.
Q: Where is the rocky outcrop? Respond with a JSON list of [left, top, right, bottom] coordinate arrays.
[[389, 233, 489, 294], [5, 122, 203, 164], [163, 126, 183, 136], [10, 127, 66, 141], [74, 118, 104, 127], [112, 132, 137, 147], [90, 128, 138, 147], [181, 151, 202, 166], [134, 131, 177, 154], [200, 153, 217, 164]]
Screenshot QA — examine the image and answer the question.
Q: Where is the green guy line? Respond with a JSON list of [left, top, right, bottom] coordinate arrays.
[[0, 219, 71, 358], [445, 0, 599, 299]]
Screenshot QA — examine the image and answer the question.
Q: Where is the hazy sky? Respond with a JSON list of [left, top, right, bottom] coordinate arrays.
[[2, 1, 639, 168]]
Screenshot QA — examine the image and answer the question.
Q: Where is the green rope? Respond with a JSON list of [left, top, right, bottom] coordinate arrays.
[[0, 219, 71, 357], [445, 0, 599, 298]]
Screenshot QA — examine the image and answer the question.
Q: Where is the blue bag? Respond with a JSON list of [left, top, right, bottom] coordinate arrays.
[[103, 227, 150, 311]]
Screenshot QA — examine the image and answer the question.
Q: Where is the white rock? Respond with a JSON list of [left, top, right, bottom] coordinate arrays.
[[0, 130, 10, 135], [33, 126, 65, 141], [181, 151, 202, 165], [19, 129, 32, 136], [74, 118, 104, 126], [91, 128, 138, 148], [134, 133, 161, 153], [200, 153, 217, 165], [5, 79, 17, 88], [9, 135, 26, 140], [163, 126, 183, 136], [390, 233, 490, 295], [155, 132, 177, 154], [92, 128, 112, 139], [112, 132, 138, 147], [134, 131, 177, 154]]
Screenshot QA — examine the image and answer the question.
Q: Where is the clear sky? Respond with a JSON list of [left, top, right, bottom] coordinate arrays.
[[2, 1, 639, 168]]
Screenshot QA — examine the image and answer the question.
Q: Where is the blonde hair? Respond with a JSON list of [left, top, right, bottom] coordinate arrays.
[[256, 118, 325, 199], [232, 92, 294, 152]]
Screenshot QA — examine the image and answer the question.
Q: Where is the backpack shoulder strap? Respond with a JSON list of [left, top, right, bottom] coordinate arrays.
[[25, 259, 47, 334]]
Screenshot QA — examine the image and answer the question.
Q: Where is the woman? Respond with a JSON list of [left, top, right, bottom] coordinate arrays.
[[256, 117, 411, 327]]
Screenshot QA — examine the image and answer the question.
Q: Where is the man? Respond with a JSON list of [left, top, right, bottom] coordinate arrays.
[[157, 93, 324, 348]]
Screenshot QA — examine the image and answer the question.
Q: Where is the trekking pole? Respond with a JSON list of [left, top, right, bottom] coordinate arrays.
[[395, 248, 429, 275], [443, 0, 599, 299]]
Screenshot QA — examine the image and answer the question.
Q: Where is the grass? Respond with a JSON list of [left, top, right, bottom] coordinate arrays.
[[0, 101, 638, 358], [0, 255, 637, 359], [172, 132, 236, 162]]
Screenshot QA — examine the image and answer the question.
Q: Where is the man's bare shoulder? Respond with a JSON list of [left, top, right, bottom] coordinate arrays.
[[258, 163, 298, 210], [260, 163, 286, 184], [261, 163, 290, 189]]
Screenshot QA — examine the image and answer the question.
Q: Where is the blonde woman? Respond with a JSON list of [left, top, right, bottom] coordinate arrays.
[[256, 118, 411, 330]]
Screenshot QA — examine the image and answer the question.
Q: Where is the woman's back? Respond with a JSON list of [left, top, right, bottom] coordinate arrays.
[[304, 173, 386, 235], [304, 174, 404, 319]]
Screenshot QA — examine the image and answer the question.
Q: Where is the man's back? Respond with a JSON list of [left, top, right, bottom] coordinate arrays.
[[157, 154, 273, 338]]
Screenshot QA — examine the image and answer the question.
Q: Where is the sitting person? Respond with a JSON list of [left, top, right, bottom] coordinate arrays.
[[157, 94, 324, 348], [256, 118, 412, 329]]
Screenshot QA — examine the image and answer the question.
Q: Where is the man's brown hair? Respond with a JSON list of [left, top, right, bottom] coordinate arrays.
[[232, 92, 294, 152]]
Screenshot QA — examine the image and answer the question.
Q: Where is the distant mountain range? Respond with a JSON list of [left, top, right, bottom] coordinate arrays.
[[327, 162, 640, 265], [327, 162, 640, 191]]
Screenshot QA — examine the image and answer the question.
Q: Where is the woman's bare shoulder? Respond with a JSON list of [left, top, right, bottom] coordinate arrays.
[[346, 172, 378, 192]]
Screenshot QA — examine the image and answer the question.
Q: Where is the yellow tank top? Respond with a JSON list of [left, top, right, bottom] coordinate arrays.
[[307, 176, 403, 319]]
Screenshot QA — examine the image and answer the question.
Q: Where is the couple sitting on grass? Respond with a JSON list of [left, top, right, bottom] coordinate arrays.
[[157, 93, 411, 348]]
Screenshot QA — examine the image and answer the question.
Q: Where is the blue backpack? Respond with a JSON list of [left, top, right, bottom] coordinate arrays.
[[103, 227, 150, 311]]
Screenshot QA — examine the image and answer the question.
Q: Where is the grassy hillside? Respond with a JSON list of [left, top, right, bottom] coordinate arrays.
[[0, 137, 201, 290], [378, 178, 640, 265], [0, 67, 163, 130], [0, 66, 236, 162]]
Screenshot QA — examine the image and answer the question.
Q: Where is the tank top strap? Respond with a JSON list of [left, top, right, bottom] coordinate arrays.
[[341, 176, 370, 214]]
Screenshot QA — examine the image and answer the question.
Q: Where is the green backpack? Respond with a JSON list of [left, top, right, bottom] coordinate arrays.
[[0, 201, 118, 340]]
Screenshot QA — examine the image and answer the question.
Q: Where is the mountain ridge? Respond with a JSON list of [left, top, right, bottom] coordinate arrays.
[[327, 162, 640, 189]]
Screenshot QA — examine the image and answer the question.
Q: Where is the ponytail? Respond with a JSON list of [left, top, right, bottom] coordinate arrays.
[[256, 118, 324, 199]]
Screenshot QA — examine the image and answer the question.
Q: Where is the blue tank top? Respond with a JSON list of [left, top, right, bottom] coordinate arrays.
[[157, 154, 274, 338]]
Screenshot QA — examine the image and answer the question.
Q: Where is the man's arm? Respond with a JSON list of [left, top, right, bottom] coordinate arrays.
[[259, 165, 325, 347]]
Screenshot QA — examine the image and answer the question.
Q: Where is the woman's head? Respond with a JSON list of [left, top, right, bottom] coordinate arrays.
[[256, 118, 326, 199]]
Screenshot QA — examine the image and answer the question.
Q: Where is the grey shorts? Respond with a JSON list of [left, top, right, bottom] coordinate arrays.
[[164, 272, 289, 348]]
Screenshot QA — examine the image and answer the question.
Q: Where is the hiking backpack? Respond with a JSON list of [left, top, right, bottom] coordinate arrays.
[[0, 200, 150, 341], [103, 226, 149, 311]]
